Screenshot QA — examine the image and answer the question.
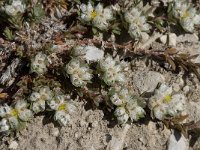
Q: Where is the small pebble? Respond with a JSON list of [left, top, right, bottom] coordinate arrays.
[[183, 86, 190, 94], [74, 132, 79, 138], [168, 33, 177, 47], [138, 137, 145, 145], [0, 38, 4, 44], [167, 130, 188, 150], [49, 128, 59, 137], [172, 84, 180, 92], [160, 33, 177, 46], [8, 141, 18, 150], [92, 120, 98, 128], [79, 120, 87, 127]]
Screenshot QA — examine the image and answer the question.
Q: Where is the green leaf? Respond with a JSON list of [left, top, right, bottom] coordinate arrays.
[[3, 27, 15, 41], [92, 27, 97, 34]]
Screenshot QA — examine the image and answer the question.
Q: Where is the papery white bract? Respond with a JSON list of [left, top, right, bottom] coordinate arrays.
[[72, 45, 104, 62], [0, 118, 10, 132]]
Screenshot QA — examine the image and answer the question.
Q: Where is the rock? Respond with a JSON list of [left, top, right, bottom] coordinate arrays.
[[0, 38, 4, 44], [168, 33, 177, 47], [160, 35, 167, 44], [138, 137, 146, 145], [172, 83, 181, 92], [177, 34, 199, 43], [141, 32, 150, 43], [167, 130, 189, 150], [8, 141, 18, 150], [92, 120, 98, 128], [183, 86, 190, 94], [188, 101, 200, 121], [133, 71, 165, 94], [49, 128, 59, 137], [79, 120, 87, 127], [159, 33, 177, 46], [177, 43, 200, 63], [74, 132, 79, 138]]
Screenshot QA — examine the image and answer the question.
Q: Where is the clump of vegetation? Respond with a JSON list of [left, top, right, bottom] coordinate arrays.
[[0, 1, 200, 146]]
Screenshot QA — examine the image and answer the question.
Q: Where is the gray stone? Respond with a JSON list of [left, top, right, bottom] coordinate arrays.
[[8, 141, 18, 150], [133, 71, 165, 94], [160, 33, 177, 46], [177, 34, 199, 43], [167, 130, 189, 150]]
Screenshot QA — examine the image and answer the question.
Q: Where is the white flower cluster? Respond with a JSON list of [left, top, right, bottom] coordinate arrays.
[[28, 84, 77, 127], [2, 0, 26, 16], [72, 45, 104, 62], [47, 95, 76, 126], [80, 2, 113, 30], [109, 87, 145, 124], [29, 86, 53, 114], [148, 84, 186, 120], [98, 55, 126, 86], [65, 58, 93, 87], [124, 4, 151, 39], [0, 100, 32, 132], [31, 52, 48, 75], [172, 0, 200, 32]]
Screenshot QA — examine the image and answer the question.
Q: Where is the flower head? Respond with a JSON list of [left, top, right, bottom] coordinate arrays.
[[172, 0, 200, 32], [66, 58, 93, 87], [109, 86, 145, 124], [31, 52, 48, 75], [47, 94, 76, 126], [80, 2, 113, 30], [0, 100, 33, 131], [98, 55, 126, 86], [29, 86, 53, 114], [124, 4, 151, 39], [3, 0, 26, 16], [148, 84, 186, 120]]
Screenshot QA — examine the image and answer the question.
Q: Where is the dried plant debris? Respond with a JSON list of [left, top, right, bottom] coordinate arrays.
[[0, 0, 200, 149]]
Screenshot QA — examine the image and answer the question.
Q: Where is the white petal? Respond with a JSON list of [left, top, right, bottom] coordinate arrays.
[[0, 105, 11, 118], [117, 113, 129, 124], [95, 3, 103, 14], [114, 107, 126, 117], [15, 100, 27, 110], [18, 109, 33, 121], [54, 111, 71, 126]]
